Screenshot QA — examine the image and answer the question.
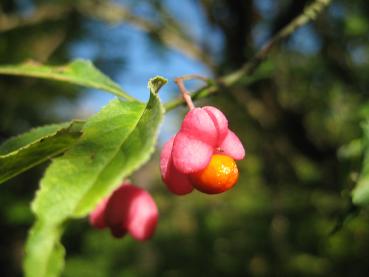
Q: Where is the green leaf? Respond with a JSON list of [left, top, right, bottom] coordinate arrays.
[[24, 76, 166, 277], [0, 121, 84, 184], [0, 59, 135, 101], [352, 121, 369, 206], [337, 138, 363, 160], [345, 14, 369, 36]]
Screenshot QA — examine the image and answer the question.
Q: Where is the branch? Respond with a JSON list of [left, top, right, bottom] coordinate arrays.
[[77, 1, 215, 68], [0, 5, 72, 32], [0, 2, 214, 68], [164, 0, 332, 112]]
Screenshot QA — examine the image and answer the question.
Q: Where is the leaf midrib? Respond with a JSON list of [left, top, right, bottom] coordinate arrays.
[[0, 145, 78, 184], [0, 122, 83, 158], [0, 61, 137, 101], [69, 100, 150, 217], [30, 101, 149, 276], [0, 67, 125, 98]]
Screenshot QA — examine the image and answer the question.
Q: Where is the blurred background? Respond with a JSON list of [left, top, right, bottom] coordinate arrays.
[[1, 0, 369, 276]]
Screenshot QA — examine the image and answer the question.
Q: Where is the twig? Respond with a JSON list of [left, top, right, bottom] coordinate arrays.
[[78, 2, 215, 69], [222, 0, 332, 84], [164, 84, 215, 112], [0, 5, 72, 32], [174, 77, 196, 110], [164, 0, 332, 112], [0, 2, 214, 69], [177, 74, 210, 83]]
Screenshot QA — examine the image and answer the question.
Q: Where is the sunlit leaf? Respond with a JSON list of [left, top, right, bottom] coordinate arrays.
[[0, 59, 135, 100], [352, 121, 369, 206], [0, 121, 84, 184], [337, 138, 363, 160], [23, 76, 166, 277], [345, 14, 369, 36]]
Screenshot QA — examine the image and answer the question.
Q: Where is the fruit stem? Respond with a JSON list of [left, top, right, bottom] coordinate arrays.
[[175, 75, 209, 111]]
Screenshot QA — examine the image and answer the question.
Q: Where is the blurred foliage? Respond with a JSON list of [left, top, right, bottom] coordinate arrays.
[[1, 0, 369, 276]]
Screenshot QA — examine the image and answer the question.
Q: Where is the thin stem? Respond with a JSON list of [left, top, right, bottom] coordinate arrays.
[[223, 0, 332, 81], [178, 74, 211, 83], [0, 2, 214, 68], [164, 0, 332, 112], [175, 77, 195, 110]]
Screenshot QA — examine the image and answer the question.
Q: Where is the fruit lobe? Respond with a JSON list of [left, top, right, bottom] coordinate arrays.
[[189, 154, 239, 194]]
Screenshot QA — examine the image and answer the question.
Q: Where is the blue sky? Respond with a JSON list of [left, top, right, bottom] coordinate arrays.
[[64, 0, 325, 142], [67, 1, 222, 143], [68, 1, 216, 114]]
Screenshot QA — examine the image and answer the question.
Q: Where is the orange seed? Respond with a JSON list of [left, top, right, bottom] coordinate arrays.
[[189, 154, 239, 194]]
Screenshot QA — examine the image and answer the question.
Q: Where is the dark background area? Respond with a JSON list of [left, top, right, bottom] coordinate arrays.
[[1, 0, 369, 276]]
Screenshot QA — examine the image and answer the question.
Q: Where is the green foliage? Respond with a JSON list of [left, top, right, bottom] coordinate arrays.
[[1, 0, 369, 276], [352, 122, 369, 206], [345, 14, 369, 36], [338, 139, 363, 160], [0, 121, 83, 184], [23, 76, 166, 277], [0, 59, 135, 100]]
